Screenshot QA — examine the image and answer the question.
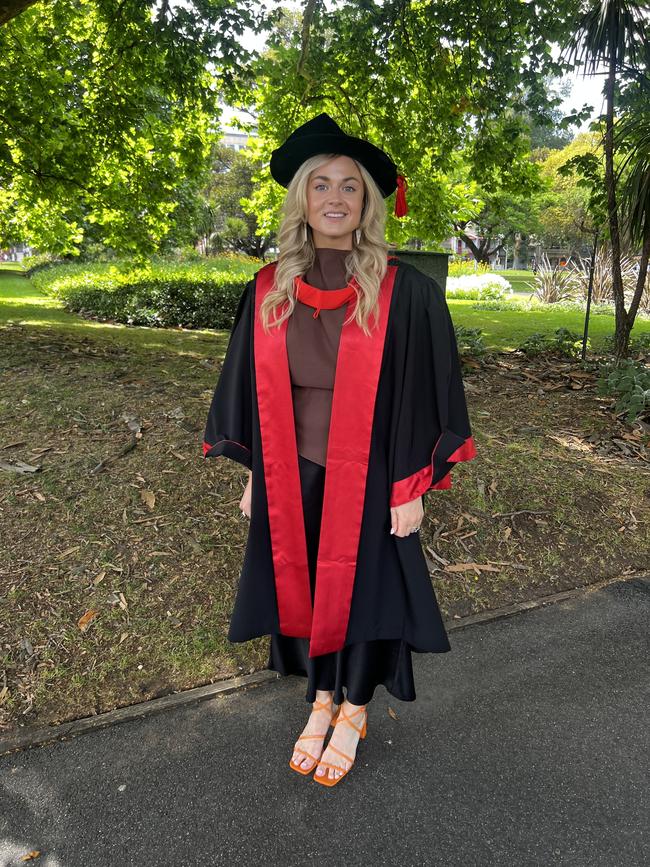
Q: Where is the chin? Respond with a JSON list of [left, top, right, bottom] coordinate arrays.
[[316, 223, 353, 242]]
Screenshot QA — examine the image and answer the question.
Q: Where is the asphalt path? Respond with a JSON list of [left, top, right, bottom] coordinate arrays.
[[1, 577, 648, 867]]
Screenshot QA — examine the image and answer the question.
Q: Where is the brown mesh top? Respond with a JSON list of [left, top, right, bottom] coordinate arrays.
[[286, 247, 352, 466]]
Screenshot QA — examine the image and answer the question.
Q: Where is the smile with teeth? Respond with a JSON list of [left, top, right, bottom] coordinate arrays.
[[324, 212, 348, 218]]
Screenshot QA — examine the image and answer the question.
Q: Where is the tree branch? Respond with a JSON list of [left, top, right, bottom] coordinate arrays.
[[0, 0, 39, 28]]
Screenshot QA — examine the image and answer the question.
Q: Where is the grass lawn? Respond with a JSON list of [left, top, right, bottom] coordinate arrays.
[[0, 266, 233, 359], [1, 266, 649, 734], [3, 265, 648, 353], [499, 269, 537, 294], [450, 298, 650, 351]]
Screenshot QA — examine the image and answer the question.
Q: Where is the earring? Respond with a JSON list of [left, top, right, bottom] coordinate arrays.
[[355, 227, 362, 244], [303, 222, 309, 244]]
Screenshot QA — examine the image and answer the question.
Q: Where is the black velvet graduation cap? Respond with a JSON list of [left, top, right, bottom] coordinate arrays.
[[269, 112, 408, 217]]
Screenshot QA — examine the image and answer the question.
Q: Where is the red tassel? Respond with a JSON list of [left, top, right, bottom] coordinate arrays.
[[394, 174, 408, 218]]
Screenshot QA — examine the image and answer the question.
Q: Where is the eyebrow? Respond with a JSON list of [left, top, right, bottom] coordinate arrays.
[[312, 175, 361, 183]]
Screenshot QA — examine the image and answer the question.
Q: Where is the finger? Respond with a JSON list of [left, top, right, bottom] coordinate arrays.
[[390, 507, 397, 535]]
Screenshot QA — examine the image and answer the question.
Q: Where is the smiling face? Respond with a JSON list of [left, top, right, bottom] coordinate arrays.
[[305, 155, 365, 250]]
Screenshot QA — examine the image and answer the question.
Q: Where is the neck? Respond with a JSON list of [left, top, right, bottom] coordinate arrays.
[[311, 229, 353, 251]]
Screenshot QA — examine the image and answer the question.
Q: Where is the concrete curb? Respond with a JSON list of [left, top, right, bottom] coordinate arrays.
[[1, 570, 646, 758]]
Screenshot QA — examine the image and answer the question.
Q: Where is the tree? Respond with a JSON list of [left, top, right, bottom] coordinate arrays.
[[237, 0, 582, 246], [526, 77, 576, 150], [192, 142, 274, 258], [0, 0, 259, 256], [615, 90, 650, 323], [534, 132, 603, 251], [454, 188, 545, 265], [561, 0, 650, 357]]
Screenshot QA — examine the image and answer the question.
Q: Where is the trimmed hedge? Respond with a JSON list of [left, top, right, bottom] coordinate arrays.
[[31, 259, 259, 329]]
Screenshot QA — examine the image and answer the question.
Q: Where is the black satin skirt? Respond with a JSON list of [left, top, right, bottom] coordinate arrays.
[[267, 453, 417, 706]]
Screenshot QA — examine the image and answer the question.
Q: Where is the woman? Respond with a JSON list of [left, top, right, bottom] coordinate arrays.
[[203, 113, 476, 787]]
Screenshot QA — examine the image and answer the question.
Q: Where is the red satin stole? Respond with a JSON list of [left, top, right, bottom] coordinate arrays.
[[254, 262, 397, 657]]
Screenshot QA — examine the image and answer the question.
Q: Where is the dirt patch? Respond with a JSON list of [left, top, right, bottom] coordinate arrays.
[[1, 325, 648, 733]]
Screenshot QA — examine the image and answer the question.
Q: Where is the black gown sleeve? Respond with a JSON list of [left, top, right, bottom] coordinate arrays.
[[389, 273, 476, 508], [202, 279, 254, 470]]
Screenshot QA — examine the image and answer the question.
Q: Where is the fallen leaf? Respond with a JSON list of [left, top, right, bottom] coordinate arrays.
[[0, 459, 41, 474], [58, 546, 80, 559], [140, 489, 155, 510], [78, 609, 99, 632], [387, 706, 398, 720]]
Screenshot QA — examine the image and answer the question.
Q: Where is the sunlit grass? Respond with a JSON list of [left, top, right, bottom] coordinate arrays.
[[2, 267, 649, 355]]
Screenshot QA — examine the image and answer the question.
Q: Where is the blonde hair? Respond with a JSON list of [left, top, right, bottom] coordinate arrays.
[[259, 153, 389, 336]]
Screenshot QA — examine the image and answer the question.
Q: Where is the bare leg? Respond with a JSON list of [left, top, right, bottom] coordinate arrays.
[[315, 697, 368, 781]]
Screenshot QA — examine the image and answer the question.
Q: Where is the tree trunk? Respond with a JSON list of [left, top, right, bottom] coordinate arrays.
[[629, 226, 650, 323], [457, 229, 502, 265], [0, 0, 39, 27], [604, 27, 627, 358]]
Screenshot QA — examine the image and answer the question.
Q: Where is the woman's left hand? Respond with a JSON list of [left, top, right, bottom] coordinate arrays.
[[390, 496, 424, 537]]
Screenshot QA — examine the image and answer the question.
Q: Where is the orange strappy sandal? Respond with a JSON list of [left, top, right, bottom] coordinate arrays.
[[289, 697, 340, 776], [313, 702, 367, 787]]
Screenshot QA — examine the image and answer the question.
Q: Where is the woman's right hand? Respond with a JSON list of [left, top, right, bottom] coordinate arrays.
[[239, 471, 252, 519]]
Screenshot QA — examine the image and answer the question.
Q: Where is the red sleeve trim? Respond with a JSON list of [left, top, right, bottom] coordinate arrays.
[[202, 438, 251, 458], [389, 435, 477, 508]]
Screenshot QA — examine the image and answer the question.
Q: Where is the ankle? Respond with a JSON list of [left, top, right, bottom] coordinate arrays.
[[342, 698, 366, 714]]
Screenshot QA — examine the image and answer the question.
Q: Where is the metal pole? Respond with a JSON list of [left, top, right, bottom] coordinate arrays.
[[581, 230, 600, 362]]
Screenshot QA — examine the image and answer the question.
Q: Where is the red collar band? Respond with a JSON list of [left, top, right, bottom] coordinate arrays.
[[295, 275, 359, 318]]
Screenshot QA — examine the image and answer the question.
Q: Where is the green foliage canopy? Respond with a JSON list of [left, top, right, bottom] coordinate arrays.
[[0, 0, 259, 255], [239, 0, 583, 245]]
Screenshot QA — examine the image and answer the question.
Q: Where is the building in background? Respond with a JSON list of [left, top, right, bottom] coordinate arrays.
[[218, 104, 258, 151], [0, 243, 31, 262]]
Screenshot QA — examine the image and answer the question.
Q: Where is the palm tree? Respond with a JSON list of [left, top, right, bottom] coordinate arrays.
[[561, 0, 649, 357], [616, 93, 650, 321]]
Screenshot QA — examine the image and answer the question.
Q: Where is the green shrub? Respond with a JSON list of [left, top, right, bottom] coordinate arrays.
[[448, 259, 492, 277], [454, 325, 486, 357], [471, 300, 516, 311], [517, 328, 587, 358], [518, 332, 550, 356], [552, 327, 586, 358], [597, 358, 650, 422], [31, 259, 259, 329], [21, 253, 64, 276], [447, 273, 513, 301], [602, 333, 650, 355]]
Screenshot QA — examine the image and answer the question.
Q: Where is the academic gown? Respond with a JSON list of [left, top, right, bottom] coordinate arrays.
[[202, 254, 477, 705]]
